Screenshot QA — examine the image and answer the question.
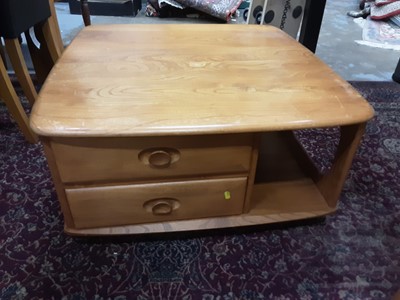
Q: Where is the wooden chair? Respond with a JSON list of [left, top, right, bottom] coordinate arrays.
[[0, 0, 63, 143], [81, 0, 92, 26], [0, 55, 38, 143]]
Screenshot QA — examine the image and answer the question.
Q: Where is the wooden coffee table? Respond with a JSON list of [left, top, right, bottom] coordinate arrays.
[[30, 24, 374, 235]]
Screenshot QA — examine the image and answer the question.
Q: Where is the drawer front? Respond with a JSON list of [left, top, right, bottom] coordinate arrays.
[[66, 177, 247, 229], [51, 134, 253, 183]]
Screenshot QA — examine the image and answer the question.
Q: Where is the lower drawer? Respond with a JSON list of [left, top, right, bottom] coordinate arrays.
[[66, 177, 247, 229]]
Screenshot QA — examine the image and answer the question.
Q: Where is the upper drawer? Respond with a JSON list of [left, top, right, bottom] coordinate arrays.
[[50, 134, 253, 183]]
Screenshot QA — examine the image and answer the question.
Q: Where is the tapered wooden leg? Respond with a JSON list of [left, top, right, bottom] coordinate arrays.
[[4, 38, 38, 106], [48, 0, 64, 54], [0, 57, 38, 143], [41, 18, 63, 64], [316, 123, 366, 208]]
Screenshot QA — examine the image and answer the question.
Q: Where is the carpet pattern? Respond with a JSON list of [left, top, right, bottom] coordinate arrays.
[[146, 0, 242, 21], [354, 17, 400, 50], [0, 82, 399, 299], [174, 0, 242, 21]]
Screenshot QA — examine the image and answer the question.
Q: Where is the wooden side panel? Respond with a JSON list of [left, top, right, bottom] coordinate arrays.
[[243, 133, 260, 213], [316, 123, 367, 208], [66, 177, 247, 229], [41, 138, 75, 228]]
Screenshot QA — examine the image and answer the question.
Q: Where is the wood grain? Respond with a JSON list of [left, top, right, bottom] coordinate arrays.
[[30, 24, 374, 137]]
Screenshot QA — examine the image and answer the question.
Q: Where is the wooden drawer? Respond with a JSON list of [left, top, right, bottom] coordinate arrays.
[[66, 177, 248, 229], [50, 134, 253, 184]]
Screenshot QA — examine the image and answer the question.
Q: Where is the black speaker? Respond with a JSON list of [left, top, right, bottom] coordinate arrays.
[[68, 0, 142, 17], [0, 0, 51, 39]]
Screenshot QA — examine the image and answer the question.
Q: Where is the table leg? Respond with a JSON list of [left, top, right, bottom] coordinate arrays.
[[316, 123, 366, 208]]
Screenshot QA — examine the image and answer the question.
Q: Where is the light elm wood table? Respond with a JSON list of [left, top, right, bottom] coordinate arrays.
[[30, 24, 374, 235]]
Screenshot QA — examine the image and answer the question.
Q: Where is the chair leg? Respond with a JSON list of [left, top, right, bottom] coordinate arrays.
[[4, 38, 38, 106], [41, 17, 63, 63], [81, 0, 92, 26], [0, 56, 38, 143], [48, 0, 64, 54]]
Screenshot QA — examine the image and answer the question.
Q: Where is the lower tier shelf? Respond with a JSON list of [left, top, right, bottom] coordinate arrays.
[[61, 127, 361, 236], [65, 178, 335, 236]]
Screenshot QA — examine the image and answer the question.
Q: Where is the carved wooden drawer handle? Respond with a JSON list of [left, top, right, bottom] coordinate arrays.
[[138, 148, 180, 169], [152, 201, 173, 215], [148, 150, 172, 168], [143, 198, 180, 216]]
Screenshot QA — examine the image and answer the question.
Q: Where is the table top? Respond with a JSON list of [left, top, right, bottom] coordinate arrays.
[[30, 24, 374, 137]]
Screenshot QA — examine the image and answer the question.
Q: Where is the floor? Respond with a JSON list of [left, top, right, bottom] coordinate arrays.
[[55, 0, 399, 81]]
